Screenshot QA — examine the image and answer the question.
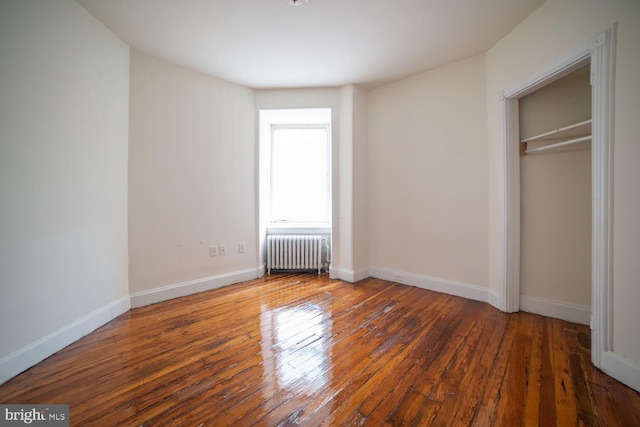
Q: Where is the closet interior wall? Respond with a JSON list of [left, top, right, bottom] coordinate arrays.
[[519, 65, 592, 313]]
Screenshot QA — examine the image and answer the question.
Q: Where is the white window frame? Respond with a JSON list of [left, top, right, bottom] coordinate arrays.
[[269, 123, 331, 227]]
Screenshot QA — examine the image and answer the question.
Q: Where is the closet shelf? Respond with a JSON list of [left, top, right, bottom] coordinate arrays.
[[521, 119, 591, 143], [520, 119, 592, 156], [525, 135, 591, 154]]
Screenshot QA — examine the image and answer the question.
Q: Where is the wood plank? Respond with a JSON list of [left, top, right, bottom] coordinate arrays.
[[359, 295, 470, 423], [471, 313, 520, 426], [385, 387, 433, 426], [491, 329, 531, 425], [428, 307, 510, 425], [564, 326, 598, 426], [538, 317, 558, 426], [522, 313, 543, 426], [0, 274, 638, 426], [550, 319, 579, 425]]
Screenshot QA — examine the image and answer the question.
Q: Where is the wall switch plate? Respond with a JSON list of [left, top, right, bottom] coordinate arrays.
[[209, 246, 217, 257], [238, 243, 245, 253], [219, 244, 226, 256]]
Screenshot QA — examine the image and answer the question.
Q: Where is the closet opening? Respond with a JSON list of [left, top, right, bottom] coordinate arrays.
[[518, 65, 592, 325]]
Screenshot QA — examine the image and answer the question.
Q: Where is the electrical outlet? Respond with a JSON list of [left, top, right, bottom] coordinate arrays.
[[238, 243, 245, 254], [219, 244, 226, 256], [209, 246, 217, 257]]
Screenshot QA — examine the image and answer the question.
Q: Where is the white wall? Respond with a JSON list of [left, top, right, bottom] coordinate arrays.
[[352, 86, 369, 275], [128, 52, 257, 301], [338, 86, 355, 278], [329, 85, 370, 282], [486, 0, 640, 371], [0, 0, 130, 382], [367, 54, 489, 291]]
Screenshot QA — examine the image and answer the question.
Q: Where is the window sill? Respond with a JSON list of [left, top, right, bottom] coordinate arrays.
[[267, 224, 331, 235]]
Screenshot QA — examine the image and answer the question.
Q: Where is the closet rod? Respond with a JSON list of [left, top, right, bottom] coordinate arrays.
[[525, 135, 592, 154], [521, 119, 592, 143]]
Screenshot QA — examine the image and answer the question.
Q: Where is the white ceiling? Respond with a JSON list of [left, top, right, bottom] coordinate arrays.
[[76, 0, 545, 89]]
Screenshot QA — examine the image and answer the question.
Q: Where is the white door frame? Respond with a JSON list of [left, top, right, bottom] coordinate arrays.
[[498, 27, 615, 370]]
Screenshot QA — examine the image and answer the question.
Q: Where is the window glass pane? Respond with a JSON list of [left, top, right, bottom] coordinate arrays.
[[271, 127, 329, 223]]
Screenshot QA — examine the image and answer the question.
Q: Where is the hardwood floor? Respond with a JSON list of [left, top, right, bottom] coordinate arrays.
[[1, 274, 639, 426]]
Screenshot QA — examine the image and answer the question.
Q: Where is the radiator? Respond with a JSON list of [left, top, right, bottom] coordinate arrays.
[[267, 234, 324, 275]]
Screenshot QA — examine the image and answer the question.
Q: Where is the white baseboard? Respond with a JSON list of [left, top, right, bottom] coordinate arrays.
[[488, 290, 502, 310], [130, 268, 261, 308], [352, 268, 370, 282], [329, 267, 370, 283], [257, 264, 266, 278], [0, 295, 130, 386], [520, 294, 590, 325], [0, 268, 263, 385], [369, 266, 489, 303], [602, 351, 640, 393], [333, 268, 591, 328]]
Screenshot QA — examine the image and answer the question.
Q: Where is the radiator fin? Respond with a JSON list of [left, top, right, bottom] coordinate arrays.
[[267, 234, 323, 275]]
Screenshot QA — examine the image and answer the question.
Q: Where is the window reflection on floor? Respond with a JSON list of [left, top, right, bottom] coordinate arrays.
[[261, 301, 331, 394]]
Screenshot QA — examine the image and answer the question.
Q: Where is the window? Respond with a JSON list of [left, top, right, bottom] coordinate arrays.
[[259, 108, 332, 229], [270, 125, 330, 224]]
